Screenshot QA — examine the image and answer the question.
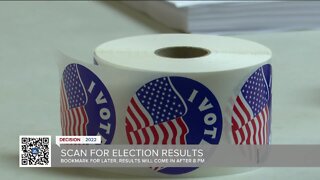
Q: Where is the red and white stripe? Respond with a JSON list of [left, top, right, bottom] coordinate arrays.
[[125, 94, 189, 145], [231, 93, 269, 144], [60, 82, 89, 136], [126, 95, 154, 131], [127, 117, 188, 145]]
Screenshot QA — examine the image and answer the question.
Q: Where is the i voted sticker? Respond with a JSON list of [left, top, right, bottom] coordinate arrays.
[[231, 64, 272, 145], [125, 76, 223, 175], [60, 63, 116, 144]]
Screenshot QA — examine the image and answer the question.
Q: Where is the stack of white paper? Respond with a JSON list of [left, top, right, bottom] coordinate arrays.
[[122, 1, 320, 34]]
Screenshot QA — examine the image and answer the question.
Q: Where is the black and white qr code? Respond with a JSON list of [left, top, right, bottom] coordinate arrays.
[[19, 136, 51, 167]]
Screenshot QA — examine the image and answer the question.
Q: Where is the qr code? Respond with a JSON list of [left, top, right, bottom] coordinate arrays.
[[19, 136, 51, 167]]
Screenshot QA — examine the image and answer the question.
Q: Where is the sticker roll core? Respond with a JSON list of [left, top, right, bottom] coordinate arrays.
[[58, 34, 272, 177], [154, 46, 211, 59]]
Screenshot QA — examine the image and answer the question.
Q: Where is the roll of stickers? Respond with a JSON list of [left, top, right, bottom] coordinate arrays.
[[58, 34, 272, 177]]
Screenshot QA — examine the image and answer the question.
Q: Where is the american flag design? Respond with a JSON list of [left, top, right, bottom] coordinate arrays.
[[231, 64, 272, 145], [125, 76, 223, 175], [60, 64, 88, 136], [60, 64, 116, 143], [125, 77, 189, 145]]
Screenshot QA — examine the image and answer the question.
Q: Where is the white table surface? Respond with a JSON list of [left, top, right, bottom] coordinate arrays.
[[0, 1, 320, 179]]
